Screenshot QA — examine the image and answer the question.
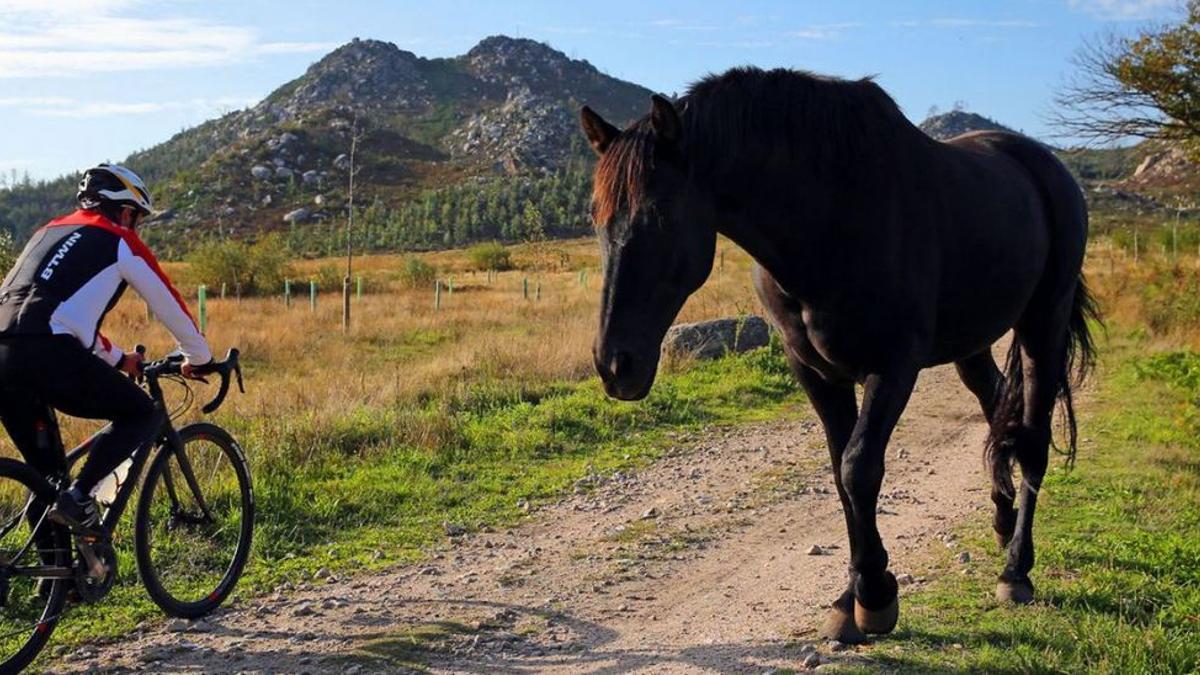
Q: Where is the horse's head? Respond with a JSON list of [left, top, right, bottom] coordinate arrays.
[[580, 95, 717, 401]]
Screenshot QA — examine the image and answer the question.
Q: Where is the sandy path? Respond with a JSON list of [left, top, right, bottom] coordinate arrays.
[[57, 359, 993, 674]]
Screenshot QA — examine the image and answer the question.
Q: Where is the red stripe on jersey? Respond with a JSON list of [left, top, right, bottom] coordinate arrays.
[[43, 210, 199, 327]]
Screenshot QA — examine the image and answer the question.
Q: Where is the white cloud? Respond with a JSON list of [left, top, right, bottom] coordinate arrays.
[[0, 96, 256, 118], [649, 19, 720, 31], [257, 42, 341, 55], [787, 22, 863, 40], [0, 1, 329, 78], [1067, 0, 1179, 20], [891, 18, 1041, 29]]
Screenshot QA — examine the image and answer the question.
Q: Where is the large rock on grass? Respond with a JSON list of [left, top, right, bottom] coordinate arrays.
[[662, 316, 770, 361]]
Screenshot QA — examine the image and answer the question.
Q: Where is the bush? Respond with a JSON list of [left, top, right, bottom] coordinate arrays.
[[313, 264, 345, 292], [467, 241, 512, 271], [399, 256, 437, 288], [0, 229, 16, 274], [187, 234, 292, 296]]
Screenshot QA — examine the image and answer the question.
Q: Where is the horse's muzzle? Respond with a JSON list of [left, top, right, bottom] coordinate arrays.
[[593, 344, 655, 401]]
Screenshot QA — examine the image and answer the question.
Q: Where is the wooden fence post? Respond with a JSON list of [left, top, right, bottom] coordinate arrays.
[[285, 280, 292, 309], [310, 280, 317, 311]]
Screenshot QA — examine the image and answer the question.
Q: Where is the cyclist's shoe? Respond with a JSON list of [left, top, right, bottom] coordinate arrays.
[[47, 489, 100, 534]]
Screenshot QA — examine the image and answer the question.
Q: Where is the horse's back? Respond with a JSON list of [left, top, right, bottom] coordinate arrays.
[[919, 131, 1074, 363]]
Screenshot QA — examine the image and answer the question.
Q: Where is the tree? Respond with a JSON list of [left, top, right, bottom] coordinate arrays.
[[1052, 2, 1200, 150]]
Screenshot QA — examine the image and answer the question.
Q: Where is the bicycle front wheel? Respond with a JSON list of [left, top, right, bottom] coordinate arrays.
[[134, 423, 254, 618], [0, 458, 70, 673]]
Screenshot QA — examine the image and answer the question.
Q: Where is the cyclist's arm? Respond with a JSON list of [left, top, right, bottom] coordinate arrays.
[[93, 332, 124, 367], [115, 237, 213, 365]]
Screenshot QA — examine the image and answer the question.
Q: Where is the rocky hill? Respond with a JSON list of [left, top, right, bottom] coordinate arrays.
[[918, 110, 1015, 140], [0, 36, 652, 252]]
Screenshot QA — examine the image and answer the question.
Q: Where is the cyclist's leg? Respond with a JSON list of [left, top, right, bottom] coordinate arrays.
[[0, 390, 65, 564], [41, 348, 160, 497], [30, 339, 161, 519]]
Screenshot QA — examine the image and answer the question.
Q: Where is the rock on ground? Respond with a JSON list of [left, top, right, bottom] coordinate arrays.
[[662, 316, 771, 361]]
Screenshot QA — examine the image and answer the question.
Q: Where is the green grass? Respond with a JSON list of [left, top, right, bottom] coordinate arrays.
[[869, 334, 1200, 674], [42, 343, 801, 658]]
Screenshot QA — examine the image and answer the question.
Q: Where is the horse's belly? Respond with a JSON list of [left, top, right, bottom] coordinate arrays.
[[928, 231, 1047, 363]]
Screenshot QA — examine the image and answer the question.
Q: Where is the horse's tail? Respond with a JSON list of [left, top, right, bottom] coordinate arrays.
[[986, 278, 1098, 497], [984, 135, 1100, 498]]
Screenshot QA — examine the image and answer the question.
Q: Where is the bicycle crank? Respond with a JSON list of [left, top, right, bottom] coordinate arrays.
[[74, 537, 117, 603]]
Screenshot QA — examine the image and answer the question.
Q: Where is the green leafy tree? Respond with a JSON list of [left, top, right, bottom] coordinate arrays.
[[1054, 2, 1200, 150]]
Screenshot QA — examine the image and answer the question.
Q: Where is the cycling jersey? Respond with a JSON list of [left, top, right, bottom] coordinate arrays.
[[0, 209, 211, 365]]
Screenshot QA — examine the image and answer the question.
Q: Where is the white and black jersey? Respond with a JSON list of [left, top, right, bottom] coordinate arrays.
[[0, 209, 211, 365]]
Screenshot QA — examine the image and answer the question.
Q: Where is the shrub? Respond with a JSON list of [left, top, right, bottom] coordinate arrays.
[[0, 229, 16, 274], [187, 234, 293, 295], [399, 256, 437, 288], [313, 264, 345, 292], [467, 241, 512, 271]]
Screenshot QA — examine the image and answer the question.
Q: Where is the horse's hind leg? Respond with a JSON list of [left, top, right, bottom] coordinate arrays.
[[955, 349, 1001, 421], [996, 321, 1068, 605], [954, 350, 1017, 548]]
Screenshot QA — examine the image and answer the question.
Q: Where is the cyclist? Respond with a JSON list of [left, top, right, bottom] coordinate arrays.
[[0, 163, 212, 534]]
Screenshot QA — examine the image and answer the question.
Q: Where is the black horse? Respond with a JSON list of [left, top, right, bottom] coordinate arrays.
[[579, 67, 1097, 643]]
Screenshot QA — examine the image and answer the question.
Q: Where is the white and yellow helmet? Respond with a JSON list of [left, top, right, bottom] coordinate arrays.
[[77, 163, 153, 215]]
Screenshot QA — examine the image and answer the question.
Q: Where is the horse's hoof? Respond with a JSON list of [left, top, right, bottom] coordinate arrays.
[[996, 578, 1035, 605], [855, 596, 899, 634], [820, 605, 868, 644]]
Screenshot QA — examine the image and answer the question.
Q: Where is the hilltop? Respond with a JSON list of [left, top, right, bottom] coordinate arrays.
[[0, 36, 652, 255]]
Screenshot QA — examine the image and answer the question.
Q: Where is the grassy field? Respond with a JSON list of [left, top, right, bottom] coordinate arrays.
[[0, 237, 806, 653], [858, 251, 1200, 673], [4, 231, 1199, 670]]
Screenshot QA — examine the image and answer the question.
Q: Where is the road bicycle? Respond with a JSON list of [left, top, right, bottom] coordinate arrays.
[[0, 347, 253, 672]]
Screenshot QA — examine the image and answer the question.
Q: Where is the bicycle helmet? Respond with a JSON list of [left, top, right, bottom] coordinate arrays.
[[77, 163, 153, 215]]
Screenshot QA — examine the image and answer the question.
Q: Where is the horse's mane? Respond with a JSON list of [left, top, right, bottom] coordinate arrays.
[[592, 67, 911, 227]]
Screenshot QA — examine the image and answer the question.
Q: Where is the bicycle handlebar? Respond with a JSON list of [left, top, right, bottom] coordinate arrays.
[[135, 345, 245, 414]]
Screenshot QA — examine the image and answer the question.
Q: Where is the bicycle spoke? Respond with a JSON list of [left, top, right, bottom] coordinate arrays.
[[0, 466, 66, 670], [139, 430, 251, 613]]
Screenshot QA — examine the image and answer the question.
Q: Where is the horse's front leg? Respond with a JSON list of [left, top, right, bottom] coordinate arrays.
[[824, 369, 917, 643], [789, 362, 864, 641]]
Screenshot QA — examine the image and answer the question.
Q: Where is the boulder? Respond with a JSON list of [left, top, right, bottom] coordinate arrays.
[[250, 165, 272, 180], [283, 208, 311, 224], [333, 153, 351, 171], [302, 170, 321, 186], [275, 166, 294, 180], [661, 316, 770, 361]]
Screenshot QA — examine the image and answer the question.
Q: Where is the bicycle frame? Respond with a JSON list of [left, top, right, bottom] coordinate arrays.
[[16, 371, 203, 583], [62, 374, 191, 537]]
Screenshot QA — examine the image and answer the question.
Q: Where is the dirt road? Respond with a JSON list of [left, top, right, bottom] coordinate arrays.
[[59, 360, 993, 674]]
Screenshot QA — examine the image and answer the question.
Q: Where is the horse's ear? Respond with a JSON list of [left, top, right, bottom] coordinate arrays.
[[580, 106, 619, 155], [649, 94, 680, 145]]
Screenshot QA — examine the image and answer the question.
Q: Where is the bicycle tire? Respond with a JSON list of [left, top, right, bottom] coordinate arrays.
[[0, 458, 70, 674], [134, 423, 253, 619]]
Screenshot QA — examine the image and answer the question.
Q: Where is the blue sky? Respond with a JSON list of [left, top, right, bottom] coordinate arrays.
[[0, 0, 1183, 182]]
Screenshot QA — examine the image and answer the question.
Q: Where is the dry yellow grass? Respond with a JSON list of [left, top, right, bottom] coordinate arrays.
[[5, 233, 1165, 461], [0, 237, 761, 458]]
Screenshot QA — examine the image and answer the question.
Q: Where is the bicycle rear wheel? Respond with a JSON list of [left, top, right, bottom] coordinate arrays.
[[134, 423, 253, 619], [0, 459, 69, 673]]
